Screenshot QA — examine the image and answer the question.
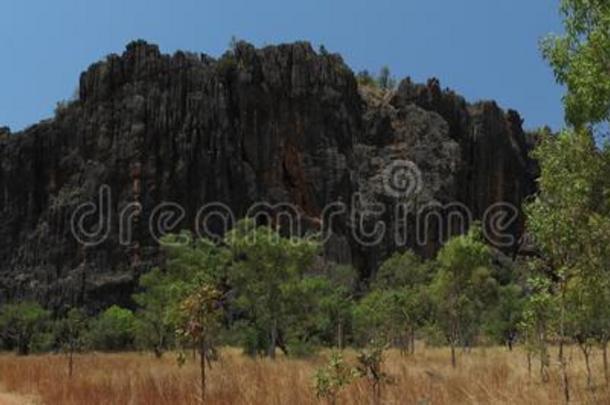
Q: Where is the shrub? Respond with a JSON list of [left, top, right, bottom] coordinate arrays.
[[0, 301, 50, 355], [87, 306, 136, 351], [313, 351, 355, 404]]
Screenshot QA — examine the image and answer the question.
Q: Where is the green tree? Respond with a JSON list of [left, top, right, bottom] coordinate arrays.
[[176, 284, 223, 404], [533, 2, 610, 397], [541, 0, 610, 128], [354, 341, 394, 405], [520, 273, 557, 383], [87, 306, 136, 351], [367, 250, 434, 353], [356, 288, 420, 353], [563, 214, 610, 389], [372, 250, 432, 291], [133, 232, 230, 357], [0, 302, 50, 355], [353, 289, 401, 346], [313, 351, 356, 405], [566, 275, 601, 389], [225, 219, 320, 358], [281, 274, 352, 356], [319, 264, 357, 350], [429, 225, 495, 368], [524, 129, 609, 400], [582, 209, 610, 386], [133, 267, 176, 357], [483, 283, 525, 351], [55, 308, 89, 377]]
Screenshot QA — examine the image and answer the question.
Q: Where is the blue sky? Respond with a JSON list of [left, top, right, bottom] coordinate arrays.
[[1, 0, 564, 132]]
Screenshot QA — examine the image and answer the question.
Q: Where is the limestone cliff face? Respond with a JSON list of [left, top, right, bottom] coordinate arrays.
[[0, 41, 536, 310]]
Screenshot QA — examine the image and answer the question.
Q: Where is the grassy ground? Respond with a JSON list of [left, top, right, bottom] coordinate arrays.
[[0, 346, 608, 404]]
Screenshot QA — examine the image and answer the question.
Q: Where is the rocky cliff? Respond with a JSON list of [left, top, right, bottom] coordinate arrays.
[[0, 40, 536, 310]]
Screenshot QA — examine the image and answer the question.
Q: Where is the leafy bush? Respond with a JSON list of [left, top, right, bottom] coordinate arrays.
[[0, 302, 50, 355], [313, 351, 355, 404], [87, 306, 136, 351]]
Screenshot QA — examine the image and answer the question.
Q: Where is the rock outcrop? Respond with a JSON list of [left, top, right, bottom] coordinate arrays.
[[0, 41, 536, 310]]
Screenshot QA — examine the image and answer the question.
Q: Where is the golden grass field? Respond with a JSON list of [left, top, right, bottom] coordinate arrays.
[[0, 346, 608, 404]]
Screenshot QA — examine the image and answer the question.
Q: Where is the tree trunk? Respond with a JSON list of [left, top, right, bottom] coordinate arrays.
[[337, 321, 344, 350], [399, 330, 408, 356], [373, 382, 381, 405], [410, 327, 416, 355], [450, 320, 458, 368], [450, 342, 456, 368], [199, 342, 207, 404], [582, 346, 592, 390], [538, 327, 549, 383], [154, 334, 164, 359], [527, 351, 532, 379], [558, 293, 570, 404], [603, 340, 609, 386], [540, 351, 549, 383], [268, 318, 278, 359], [68, 348, 74, 378], [17, 340, 29, 356], [559, 342, 570, 403]]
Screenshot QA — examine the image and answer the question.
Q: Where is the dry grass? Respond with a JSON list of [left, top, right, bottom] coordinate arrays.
[[0, 346, 609, 404]]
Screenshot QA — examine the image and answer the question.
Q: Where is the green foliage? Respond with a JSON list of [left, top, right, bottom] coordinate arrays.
[[356, 70, 376, 87], [133, 267, 176, 357], [352, 289, 398, 345], [216, 55, 238, 79], [317, 265, 357, 349], [354, 341, 394, 405], [541, 0, 610, 127], [524, 129, 610, 355], [175, 283, 224, 401], [420, 323, 446, 347], [30, 331, 56, 354], [175, 283, 223, 360], [522, 128, 610, 397], [520, 273, 557, 382], [87, 306, 136, 351], [55, 308, 89, 376], [525, 130, 606, 272], [282, 275, 336, 356], [133, 231, 230, 356], [353, 250, 434, 352], [483, 283, 525, 349], [356, 67, 397, 90], [225, 219, 320, 358], [313, 351, 356, 404], [159, 231, 229, 288], [0, 301, 50, 355], [55, 308, 89, 352], [429, 225, 495, 365], [372, 250, 431, 291]]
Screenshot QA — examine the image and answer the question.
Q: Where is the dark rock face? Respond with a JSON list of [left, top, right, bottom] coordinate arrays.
[[0, 41, 536, 310]]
